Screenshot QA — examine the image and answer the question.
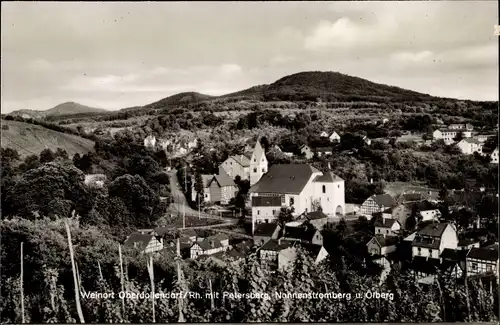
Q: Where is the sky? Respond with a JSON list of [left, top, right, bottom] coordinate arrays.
[[1, 1, 498, 113]]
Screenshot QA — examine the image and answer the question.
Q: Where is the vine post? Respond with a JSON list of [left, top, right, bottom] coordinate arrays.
[[64, 217, 85, 323], [20, 242, 25, 324]]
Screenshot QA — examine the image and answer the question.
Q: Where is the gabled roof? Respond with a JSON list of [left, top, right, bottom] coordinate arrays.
[[283, 225, 319, 242], [369, 194, 398, 208], [399, 192, 426, 202], [249, 164, 321, 194], [210, 171, 236, 187], [467, 247, 499, 261], [412, 233, 441, 249], [260, 239, 296, 252], [416, 223, 449, 237], [181, 229, 197, 237], [252, 196, 282, 207], [374, 218, 398, 229], [460, 138, 482, 145], [251, 140, 265, 161], [124, 232, 155, 248], [304, 210, 329, 220], [314, 147, 333, 152], [405, 200, 436, 212], [370, 235, 399, 247], [199, 175, 214, 188], [313, 171, 344, 183], [228, 155, 250, 167], [192, 234, 229, 251]]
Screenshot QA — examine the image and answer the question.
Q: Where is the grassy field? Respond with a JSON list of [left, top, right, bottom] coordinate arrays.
[[157, 214, 226, 228], [1, 119, 95, 158], [384, 181, 439, 199]]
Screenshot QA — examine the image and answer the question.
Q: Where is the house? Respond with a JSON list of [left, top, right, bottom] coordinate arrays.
[[417, 209, 442, 222], [457, 238, 480, 251], [367, 235, 399, 256], [360, 194, 398, 216], [440, 248, 466, 279], [144, 135, 156, 148], [320, 131, 329, 138], [411, 223, 458, 259], [381, 118, 389, 124], [124, 232, 164, 254], [84, 174, 107, 188], [362, 136, 372, 146], [251, 196, 282, 230], [253, 222, 281, 245], [220, 155, 251, 180], [449, 123, 473, 131], [190, 234, 230, 259], [250, 140, 268, 186], [374, 217, 401, 236], [328, 131, 341, 142], [199, 240, 252, 265], [433, 128, 472, 144], [282, 225, 324, 246], [207, 170, 238, 205], [300, 145, 314, 159], [314, 147, 333, 157], [457, 138, 483, 155], [278, 244, 329, 271], [466, 244, 499, 277], [259, 239, 296, 264], [249, 164, 345, 227], [300, 210, 336, 232], [490, 148, 498, 164], [410, 256, 462, 284]]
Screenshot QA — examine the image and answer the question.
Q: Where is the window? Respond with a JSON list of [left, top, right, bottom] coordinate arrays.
[[428, 249, 432, 256], [486, 265, 492, 272], [265, 219, 269, 223], [254, 159, 256, 162], [281, 196, 285, 204], [262, 168, 265, 172], [230, 162, 232, 165], [257, 210, 260, 215], [378, 229, 381, 233], [290, 197, 294, 205], [272, 210, 276, 215], [472, 263, 477, 271], [322, 185, 326, 193], [338, 185, 340, 188], [253, 168, 257, 173]]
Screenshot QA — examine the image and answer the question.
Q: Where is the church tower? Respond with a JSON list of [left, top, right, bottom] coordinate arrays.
[[250, 139, 268, 186]]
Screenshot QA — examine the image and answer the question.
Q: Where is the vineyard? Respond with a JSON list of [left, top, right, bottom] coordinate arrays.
[[1, 216, 498, 323]]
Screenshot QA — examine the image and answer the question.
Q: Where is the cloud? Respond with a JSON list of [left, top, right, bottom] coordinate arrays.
[[304, 17, 397, 51], [391, 51, 434, 63], [61, 63, 245, 95], [270, 55, 296, 65]]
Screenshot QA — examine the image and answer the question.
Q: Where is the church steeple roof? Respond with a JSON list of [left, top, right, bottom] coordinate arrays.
[[251, 139, 265, 161]]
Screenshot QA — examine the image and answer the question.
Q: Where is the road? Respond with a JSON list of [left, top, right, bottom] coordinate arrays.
[[166, 169, 238, 224]]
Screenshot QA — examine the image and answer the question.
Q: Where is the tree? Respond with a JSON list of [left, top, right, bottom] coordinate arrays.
[[7, 162, 89, 219], [259, 136, 270, 152], [277, 207, 294, 226], [194, 171, 205, 207], [39, 149, 55, 164]]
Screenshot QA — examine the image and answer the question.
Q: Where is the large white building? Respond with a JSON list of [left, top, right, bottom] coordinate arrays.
[[411, 223, 458, 260], [249, 164, 345, 232], [456, 138, 483, 155]]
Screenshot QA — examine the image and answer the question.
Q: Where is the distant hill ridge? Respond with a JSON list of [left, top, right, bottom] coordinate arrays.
[[146, 71, 439, 110], [8, 102, 107, 118]]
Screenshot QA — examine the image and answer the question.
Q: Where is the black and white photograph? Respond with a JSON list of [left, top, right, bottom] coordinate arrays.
[[1, 1, 499, 323]]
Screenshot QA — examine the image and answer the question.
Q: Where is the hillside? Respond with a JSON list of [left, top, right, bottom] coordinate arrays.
[[145, 92, 215, 109], [1, 119, 95, 158], [8, 102, 107, 118], [223, 71, 436, 102]]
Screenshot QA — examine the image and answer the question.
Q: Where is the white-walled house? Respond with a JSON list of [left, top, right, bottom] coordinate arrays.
[[278, 245, 329, 271], [282, 225, 324, 246], [367, 235, 399, 256], [124, 232, 163, 254], [191, 174, 214, 202], [360, 194, 398, 216], [466, 243, 499, 278], [300, 145, 314, 159], [144, 135, 157, 148], [417, 209, 442, 222], [457, 138, 483, 155], [220, 155, 251, 180], [329, 131, 341, 142], [249, 164, 345, 229], [190, 234, 230, 259], [433, 127, 472, 144], [490, 148, 499, 164], [374, 217, 401, 236], [411, 223, 458, 260]]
